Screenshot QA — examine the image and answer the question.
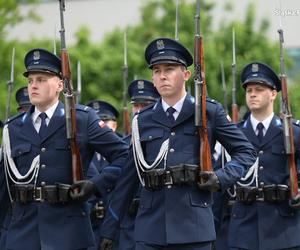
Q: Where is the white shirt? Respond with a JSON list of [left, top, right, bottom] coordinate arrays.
[[161, 92, 187, 120], [250, 112, 274, 136], [32, 101, 59, 133]]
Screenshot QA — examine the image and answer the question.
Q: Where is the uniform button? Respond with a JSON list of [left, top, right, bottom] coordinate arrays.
[[82, 211, 86, 216], [148, 135, 153, 139], [259, 166, 264, 170], [259, 150, 263, 154], [18, 151, 22, 155], [260, 182, 264, 186], [232, 214, 236, 218], [41, 147, 46, 152], [40, 182, 46, 186], [41, 164, 46, 169], [171, 132, 175, 136], [107, 189, 111, 193], [169, 148, 175, 153], [204, 202, 207, 206]]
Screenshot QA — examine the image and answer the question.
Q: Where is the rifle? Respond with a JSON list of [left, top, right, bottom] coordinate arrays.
[[76, 60, 82, 104], [278, 28, 299, 200], [220, 60, 228, 114], [231, 28, 238, 123], [122, 31, 131, 136], [59, 0, 83, 182], [5, 47, 15, 122], [175, 0, 180, 41], [194, 0, 212, 172]]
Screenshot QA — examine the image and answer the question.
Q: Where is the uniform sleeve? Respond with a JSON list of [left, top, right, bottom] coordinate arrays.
[[212, 103, 257, 189], [85, 109, 129, 195], [100, 148, 140, 240]]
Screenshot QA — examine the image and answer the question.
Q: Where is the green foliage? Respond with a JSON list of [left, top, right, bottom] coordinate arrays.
[[1, 0, 300, 127]]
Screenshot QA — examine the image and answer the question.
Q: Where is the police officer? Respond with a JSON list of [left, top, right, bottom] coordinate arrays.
[[86, 100, 121, 250], [0, 48, 128, 250], [100, 38, 256, 250], [116, 79, 160, 250], [228, 62, 300, 250], [15, 86, 31, 113], [0, 86, 31, 249]]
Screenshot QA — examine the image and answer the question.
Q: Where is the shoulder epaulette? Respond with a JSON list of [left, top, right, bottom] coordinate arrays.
[[5, 112, 26, 124], [76, 104, 91, 112], [206, 97, 217, 105], [292, 119, 300, 127]]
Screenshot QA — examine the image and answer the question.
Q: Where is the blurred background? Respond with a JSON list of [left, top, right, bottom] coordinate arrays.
[[1, 0, 300, 132]]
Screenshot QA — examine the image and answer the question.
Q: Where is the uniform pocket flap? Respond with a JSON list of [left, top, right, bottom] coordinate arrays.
[[140, 128, 164, 142], [11, 143, 32, 157]]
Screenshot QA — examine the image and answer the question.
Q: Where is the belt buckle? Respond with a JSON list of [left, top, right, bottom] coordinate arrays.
[[95, 201, 105, 219], [256, 188, 264, 202], [34, 187, 44, 202], [164, 170, 173, 188]]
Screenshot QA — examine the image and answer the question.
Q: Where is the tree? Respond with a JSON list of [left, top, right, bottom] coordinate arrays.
[[1, 0, 299, 127]]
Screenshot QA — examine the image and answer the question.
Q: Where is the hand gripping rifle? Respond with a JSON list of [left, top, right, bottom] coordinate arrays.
[[231, 28, 238, 123], [194, 0, 212, 173], [278, 28, 299, 201], [122, 32, 131, 136], [5, 47, 15, 122], [59, 0, 83, 182]]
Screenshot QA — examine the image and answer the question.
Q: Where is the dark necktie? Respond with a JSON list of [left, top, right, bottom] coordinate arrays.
[[256, 122, 264, 142], [39, 112, 48, 138], [166, 107, 176, 124]]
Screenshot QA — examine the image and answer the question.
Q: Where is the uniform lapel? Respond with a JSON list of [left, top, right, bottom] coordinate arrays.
[[260, 115, 282, 147], [173, 94, 194, 126], [241, 117, 260, 147], [17, 107, 40, 146], [152, 99, 173, 127], [40, 102, 65, 143], [152, 94, 195, 128]]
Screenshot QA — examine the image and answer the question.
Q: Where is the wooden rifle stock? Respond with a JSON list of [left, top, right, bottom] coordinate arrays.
[[278, 28, 298, 199], [59, 0, 83, 183], [194, 0, 212, 172], [231, 104, 238, 123], [123, 107, 131, 135]]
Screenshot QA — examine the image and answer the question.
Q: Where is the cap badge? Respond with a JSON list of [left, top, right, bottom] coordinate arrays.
[[93, 102, 100, 110], [251, 63, 259, 72], [33, 50, 40, 61], [156, 40, 165, 50], [137, 80, 144, 90]]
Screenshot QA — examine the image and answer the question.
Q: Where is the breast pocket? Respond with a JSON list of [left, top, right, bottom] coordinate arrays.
[[11, 143, 32, 158], [140, 128, 165, 162], [11, 143, 32, 168], [182, 126, 199, 154], [54, 139, 70, 151], [272, 145, 285, 155]]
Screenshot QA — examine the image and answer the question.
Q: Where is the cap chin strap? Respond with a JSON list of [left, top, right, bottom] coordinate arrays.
[[131, 114, 169, 186]]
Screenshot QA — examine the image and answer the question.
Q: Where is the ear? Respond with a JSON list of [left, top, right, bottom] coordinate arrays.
[[183, 69, 192, 81], [57, 78, 64, 92]]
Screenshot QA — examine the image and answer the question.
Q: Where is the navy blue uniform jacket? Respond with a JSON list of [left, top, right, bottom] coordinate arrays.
[[0, 102, 128, 250], [228, 115, 300, 250], [101, 94, 256, 245]]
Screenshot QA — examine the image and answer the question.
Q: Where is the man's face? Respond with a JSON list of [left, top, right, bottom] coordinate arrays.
[[27, 72, 63, 111], [245, 83, 277, 112], [152, 64, 191, 101], [132, 102, 151, 114]]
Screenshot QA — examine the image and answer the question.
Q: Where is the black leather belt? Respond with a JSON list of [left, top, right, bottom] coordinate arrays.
[[10, 183, 71, 204], [143, 164, 199, 191], [236, 184, 289, 204]]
